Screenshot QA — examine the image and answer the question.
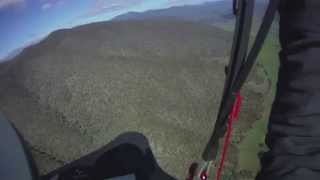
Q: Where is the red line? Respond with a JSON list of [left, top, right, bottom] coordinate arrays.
[[215, 93, 242, 180]]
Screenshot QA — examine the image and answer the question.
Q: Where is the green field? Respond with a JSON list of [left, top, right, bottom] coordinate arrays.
[[237, 34, 280, 175]]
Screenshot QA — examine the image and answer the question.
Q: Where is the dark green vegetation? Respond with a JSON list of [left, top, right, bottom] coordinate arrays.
[[0, 1, 278, 179]]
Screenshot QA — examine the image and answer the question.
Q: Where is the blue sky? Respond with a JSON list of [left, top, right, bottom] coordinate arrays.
[[0, 0, 219, 60]]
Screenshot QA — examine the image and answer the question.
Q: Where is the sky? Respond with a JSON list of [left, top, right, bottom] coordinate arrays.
[[0, 0, 219, 60]]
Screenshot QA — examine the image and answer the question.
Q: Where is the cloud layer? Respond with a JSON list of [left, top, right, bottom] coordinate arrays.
[[41, 2, 52, 10], [86, 0, 144, 17], [40, 0, 64, 11], [167, 0, 219, 6]]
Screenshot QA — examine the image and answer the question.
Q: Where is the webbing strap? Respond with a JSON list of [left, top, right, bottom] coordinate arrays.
[[202, 0, 280, 164], [202, 0, 254, 161], [234, 0, 280, 91], [186, 0, 280, 179]]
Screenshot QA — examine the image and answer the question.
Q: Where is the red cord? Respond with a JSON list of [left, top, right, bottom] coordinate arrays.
[[186, 93, 242, 180], [215, 93, 242, 180]]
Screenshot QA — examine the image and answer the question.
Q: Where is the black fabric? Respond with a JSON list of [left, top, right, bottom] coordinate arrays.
[[0, 114, 39, 180], [43, 133, 175, 180], [256, 1, 320, 180]]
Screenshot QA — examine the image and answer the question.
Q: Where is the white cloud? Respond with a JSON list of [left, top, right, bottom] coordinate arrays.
[[167, 0, 219, 6], [41, 2, 52, 10], [0, 0, 24, 9], [41, 0, 65, 11], [85, 0, 144, 17]]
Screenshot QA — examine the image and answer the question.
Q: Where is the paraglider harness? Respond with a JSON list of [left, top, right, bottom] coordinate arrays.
[[0, 0, 279, 180]]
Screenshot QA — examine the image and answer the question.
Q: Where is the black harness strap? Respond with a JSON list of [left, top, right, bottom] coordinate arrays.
[[234, 0, 280, 91], [202, 0, 280, 161]]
